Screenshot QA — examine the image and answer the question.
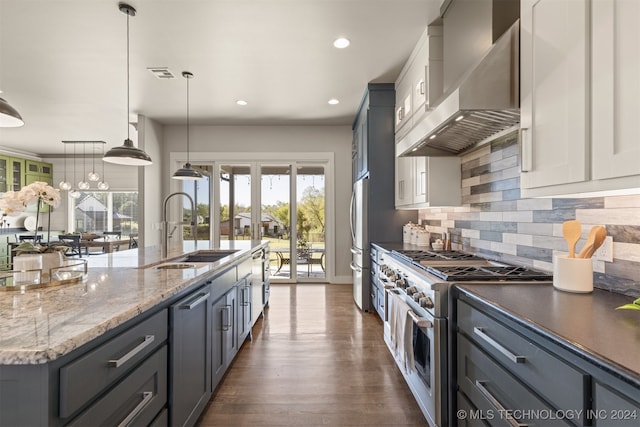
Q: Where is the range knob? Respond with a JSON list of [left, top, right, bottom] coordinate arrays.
[[413, 292, 425, 302], [388, 273, 397, 282], [419, 296, 435, 309], [395, 278, 407, 288], [406, 286, 418, 296]]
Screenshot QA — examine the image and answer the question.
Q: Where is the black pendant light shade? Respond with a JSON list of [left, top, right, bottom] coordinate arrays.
[[103, 2, 153, 166], [173, 162, 203, 179], [0, 97, 24, 127], [104, 138, 152, 165], [173, 71, 203, 180]]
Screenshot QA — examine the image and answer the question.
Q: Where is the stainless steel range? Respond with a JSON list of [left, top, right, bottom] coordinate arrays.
[[375, 248, 552, 427]]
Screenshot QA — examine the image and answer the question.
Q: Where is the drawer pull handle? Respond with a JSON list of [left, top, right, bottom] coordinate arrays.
[[222, 305, 231, 331], [475, 381, 528, 427], [180, 292, 210, 310], [117, 391, 153, 427], [108, 335, 155, 368], [473, 327, 526, 364]]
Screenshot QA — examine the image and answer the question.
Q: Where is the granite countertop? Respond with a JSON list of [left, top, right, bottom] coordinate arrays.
[[455, 284, 640, 387], [0, 240, 267, 365]]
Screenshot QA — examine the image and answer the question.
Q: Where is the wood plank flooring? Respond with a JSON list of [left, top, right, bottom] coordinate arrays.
[[198, 283, 430, 426]]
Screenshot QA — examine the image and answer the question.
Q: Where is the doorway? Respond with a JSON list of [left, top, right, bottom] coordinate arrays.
[[173, 153, 331, 283]]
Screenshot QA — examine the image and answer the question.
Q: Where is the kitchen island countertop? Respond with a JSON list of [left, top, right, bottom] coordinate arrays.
[[454, 283, 640, 388], [0, 240, 267, 365]]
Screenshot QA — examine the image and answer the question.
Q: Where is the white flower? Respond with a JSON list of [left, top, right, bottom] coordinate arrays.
[[0, 191, 26, 216], [0, 181, 61, 215]]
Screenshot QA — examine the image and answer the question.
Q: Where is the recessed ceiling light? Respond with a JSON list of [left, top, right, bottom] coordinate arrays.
[[328, 99, 339, 105], [333, 37, 350, 49], [236, 100, 248, 106]]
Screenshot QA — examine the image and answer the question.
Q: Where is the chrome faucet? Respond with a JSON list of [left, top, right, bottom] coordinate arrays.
[[162, 192, 197, 258]]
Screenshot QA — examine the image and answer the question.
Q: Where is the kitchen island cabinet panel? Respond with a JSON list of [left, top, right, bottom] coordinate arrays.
[[59, 308, 168, 419], [67, 346, 167, 427], [170, 286, 212, 427], [237, 276, 252, 344]]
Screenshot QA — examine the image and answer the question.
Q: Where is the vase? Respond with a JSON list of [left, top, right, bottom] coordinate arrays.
[[13, 254, 43, 285], [41, 252, 63, 280]]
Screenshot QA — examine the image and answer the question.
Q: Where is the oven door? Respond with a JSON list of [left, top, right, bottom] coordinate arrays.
[[384, 289, 446, 427]]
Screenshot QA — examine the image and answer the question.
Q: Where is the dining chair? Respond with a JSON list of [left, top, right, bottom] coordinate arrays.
[[102, 231, 122, 240], [128, 233, 138, 249], [58, 234, 82, 258], [18, 234, 43, 243]]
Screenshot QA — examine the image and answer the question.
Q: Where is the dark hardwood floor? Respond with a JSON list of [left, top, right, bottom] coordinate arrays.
[[198, 283, 429, 426]]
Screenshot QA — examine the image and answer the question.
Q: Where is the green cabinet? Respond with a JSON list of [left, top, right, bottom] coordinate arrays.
[[0, 156, 25, 193], [25, 160, 53, 185]]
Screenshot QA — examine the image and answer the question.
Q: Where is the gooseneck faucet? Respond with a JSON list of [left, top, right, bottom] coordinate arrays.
[[162, 192, 197, 258]]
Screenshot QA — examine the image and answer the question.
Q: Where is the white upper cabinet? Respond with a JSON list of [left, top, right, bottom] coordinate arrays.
[[521, 0, 640, 197], [520, 0, 589, 191], [394, 25, 443, 144], [395, 156, 461, 209], [591, 0, 640, 181]]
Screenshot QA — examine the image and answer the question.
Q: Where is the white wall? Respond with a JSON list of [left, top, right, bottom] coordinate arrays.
[[138, 115, 164, 248], [162, 125, 353, 282]]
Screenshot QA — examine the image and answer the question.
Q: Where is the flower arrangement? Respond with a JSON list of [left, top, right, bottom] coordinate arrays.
[[0, 181, 62, 254]]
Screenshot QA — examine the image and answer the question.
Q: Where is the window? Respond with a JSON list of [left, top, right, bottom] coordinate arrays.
[[70, 191, 138, 234]]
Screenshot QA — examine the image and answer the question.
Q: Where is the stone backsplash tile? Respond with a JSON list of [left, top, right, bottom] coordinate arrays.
[[418, 133, 640, 297]]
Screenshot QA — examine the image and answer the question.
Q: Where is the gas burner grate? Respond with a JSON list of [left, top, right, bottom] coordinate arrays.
[[425, 265, 553, 282], [392, 250, 485, 263]]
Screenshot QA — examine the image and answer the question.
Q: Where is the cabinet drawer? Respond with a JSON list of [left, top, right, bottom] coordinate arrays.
[[68, 346, 167, 427], [458, 334, 573, 427], [59, 309, 168, 418], [593, 382, 640, 426], [457, 300, 588, 415], [457, 391, 489, 427]]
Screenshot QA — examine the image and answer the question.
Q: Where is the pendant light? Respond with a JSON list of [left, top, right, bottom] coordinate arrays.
[[78, 143, 90, 190], [172, 71, 203, 180], [0, 97, 24, 127], [58, 143, 72, 191], [98, 142, 109, 190], [88, 142, 100, 181], [103, 3, 152, 166], [69, 144, 81, 199]]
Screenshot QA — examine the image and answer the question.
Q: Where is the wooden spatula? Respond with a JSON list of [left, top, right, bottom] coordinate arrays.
[[577, 226, 607, 258], [562, 220, 582, 258]]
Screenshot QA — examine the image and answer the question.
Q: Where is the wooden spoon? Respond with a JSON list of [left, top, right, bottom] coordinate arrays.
[[562, 220, 582, 258], [577, 226, 607, 258]]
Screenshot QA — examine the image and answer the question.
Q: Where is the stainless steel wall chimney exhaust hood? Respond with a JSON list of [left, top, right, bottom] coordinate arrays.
[[396, 20, 519, 157]]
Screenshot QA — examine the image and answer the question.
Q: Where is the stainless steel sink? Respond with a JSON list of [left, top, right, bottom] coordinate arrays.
[[177, 250, 239, 263], [155, 263, 198, 270]]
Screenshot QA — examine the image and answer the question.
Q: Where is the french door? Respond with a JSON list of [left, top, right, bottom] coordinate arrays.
[[175, 154, 330, 283]]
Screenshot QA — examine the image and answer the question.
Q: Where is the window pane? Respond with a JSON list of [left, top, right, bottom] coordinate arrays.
[[72, 191, 138, 234]]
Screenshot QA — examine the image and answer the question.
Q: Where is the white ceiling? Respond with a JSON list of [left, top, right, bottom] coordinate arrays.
[[0, 0, 438, 156]]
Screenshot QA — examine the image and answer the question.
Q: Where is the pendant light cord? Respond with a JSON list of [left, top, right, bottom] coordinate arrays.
[[126, 9, 130, 141], [186, 75, 190, 164]]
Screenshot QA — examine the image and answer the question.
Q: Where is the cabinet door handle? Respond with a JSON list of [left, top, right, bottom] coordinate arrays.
[[475, 381, 528, 427], [117, 391, 153, 427], [349, 262, 362, 273], [418, 80, 425, 95], [222, 305, 231, 331], [108, 335, 155, 368], [180, 292, 210, 310], [473, 327, 526, 364], [519, 128, 532, 172]]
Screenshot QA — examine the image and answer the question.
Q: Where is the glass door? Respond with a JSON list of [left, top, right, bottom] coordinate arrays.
[[218, 164, 253, 241], [295, 165, 325, 280], [181, 166, 211, 245], [261, 165, 292, 280]]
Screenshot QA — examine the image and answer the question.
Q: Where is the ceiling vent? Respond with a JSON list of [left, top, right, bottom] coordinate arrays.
[[147, 67, 176, 79]]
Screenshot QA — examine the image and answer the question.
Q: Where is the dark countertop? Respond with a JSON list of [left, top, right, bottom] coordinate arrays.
[[454, 284, 640, 387]]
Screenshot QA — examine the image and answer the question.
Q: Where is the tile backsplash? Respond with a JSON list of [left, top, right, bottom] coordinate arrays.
[[418, 133, 640, 297]]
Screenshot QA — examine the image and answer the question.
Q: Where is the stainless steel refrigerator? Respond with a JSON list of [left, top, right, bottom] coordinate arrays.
[[350, 177, 368, 310], [350, 176, 416, 310]]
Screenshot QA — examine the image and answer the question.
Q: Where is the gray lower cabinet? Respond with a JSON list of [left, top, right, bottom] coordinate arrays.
[[170, 285, 212, 427], [237, 275, 252, 344], [453, 292, 640, 427], [68, 346, 168, 427]]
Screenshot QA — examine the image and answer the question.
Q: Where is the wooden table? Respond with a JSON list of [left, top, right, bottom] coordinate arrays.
[[80, 238, 130, 254]]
